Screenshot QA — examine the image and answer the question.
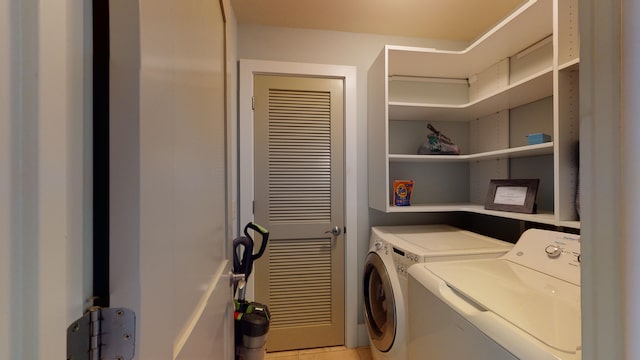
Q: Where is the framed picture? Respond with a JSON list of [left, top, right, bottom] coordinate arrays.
[[484, 179, 540, 214]]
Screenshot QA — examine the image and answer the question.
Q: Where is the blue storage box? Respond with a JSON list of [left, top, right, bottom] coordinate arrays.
[[526, 133, 551, 145]]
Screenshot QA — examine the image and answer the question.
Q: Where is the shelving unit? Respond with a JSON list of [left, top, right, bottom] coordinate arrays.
[[367, 0, 580, 229]]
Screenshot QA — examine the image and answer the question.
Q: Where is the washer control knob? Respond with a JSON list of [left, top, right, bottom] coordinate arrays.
[[545, 245, 562, 258], [374, 241, 383, 251]]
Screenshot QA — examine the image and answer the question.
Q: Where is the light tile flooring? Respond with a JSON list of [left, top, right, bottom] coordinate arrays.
[[265, 346, 372, 360]]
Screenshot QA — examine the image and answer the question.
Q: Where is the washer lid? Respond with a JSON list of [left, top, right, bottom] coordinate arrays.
[[424, 259, 581, 354], [372, 225, 512, 256]]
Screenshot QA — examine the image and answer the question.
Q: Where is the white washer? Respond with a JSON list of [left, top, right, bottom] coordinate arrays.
[[362, 224, 513, 360], [408, 228, 581, 360]]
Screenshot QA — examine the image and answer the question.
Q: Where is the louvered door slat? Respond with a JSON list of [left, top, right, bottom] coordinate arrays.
[[268, 238, 332, 328], [267, 87, 332, 223]]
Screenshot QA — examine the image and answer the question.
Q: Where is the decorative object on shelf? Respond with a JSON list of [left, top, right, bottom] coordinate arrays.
[[526, 133, 551, 145], [484, 179, 540, 214], [393, 180, 414, 206], [417, 124, 461, 155]]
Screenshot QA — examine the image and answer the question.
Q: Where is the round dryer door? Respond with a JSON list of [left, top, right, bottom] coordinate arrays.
[[363, 251, 396, 352]]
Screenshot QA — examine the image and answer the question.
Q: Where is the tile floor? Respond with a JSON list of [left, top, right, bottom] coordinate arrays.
[[265, 346, 372, 360]]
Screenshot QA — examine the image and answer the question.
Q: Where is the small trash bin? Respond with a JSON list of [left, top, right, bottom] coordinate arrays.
[[235, 301, 270, 360], [241, 312, 269, 349]]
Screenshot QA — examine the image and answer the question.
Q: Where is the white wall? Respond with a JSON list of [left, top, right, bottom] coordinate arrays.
[[0, 0, 18, 357], [0, 0, 91, 359]]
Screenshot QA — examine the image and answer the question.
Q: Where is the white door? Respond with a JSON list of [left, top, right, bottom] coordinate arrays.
[[109, 1, 234, 359]]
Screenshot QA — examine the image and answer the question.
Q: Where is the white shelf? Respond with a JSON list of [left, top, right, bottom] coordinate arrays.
[[388, 203, 566, 227], [389, 143, 554, 163], [559, 58, 580, 71], [387, 0, 553, 79], [559, 220, 581, 229], [389, 68, 553, 121]]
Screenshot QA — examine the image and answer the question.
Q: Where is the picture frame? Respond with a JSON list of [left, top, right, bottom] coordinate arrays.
[[484, 179, 540, 214]]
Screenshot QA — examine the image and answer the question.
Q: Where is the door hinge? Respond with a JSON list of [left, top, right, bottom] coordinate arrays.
[[67, 307, 136, 360], [252, 96, 255, 110]]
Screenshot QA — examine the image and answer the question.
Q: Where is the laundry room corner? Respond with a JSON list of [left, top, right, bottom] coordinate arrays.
[[236, 24, 468, 350]]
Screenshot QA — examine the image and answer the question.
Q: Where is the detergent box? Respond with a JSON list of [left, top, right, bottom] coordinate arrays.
[[393, 180, 414, 206]]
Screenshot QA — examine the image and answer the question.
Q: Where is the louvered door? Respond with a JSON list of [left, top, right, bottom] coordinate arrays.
[[253, 75, 345, 351]]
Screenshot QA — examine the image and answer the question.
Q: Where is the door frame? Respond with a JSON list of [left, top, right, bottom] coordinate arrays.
[[239, 59, 358, 348]]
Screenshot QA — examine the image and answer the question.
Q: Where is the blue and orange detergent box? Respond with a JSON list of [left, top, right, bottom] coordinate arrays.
[[393, 180, 414, 206]]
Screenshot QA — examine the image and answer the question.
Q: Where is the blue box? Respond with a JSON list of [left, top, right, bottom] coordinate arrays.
[[526, 133, 551, 145]]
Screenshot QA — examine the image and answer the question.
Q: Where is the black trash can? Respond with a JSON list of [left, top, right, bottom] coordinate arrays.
[[235, 301, 270, 360]]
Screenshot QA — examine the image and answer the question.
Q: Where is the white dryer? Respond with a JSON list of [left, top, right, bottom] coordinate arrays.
[[408, 228, 581, 360], [362, 224, 513, 360]]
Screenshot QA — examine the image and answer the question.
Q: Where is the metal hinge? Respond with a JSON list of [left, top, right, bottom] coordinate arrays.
[[67, 307, 136, 360], [252, 96, 255, 110]]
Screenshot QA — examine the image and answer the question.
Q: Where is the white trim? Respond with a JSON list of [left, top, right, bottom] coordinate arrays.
[[239, 59, 359, 348], [580, 0, 626, 359], [622, 2, 640, 358], [0, 1, 17, 357]]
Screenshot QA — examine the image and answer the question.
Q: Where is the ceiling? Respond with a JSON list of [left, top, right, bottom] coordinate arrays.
[[231, 0, 526, 43]]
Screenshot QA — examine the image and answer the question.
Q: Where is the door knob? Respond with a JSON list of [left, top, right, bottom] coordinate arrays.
[[229, 272, 245, 287], [325, 226, 341, 236]]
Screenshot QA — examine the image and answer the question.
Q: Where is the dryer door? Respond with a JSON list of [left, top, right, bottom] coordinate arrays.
[[363, 251, 396, 352]]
